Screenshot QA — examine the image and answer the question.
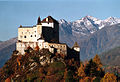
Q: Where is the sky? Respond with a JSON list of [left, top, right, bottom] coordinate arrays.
[[0, 0, 120, 41]]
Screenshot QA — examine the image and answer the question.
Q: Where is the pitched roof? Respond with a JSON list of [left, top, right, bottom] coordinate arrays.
[[73, 42, 80, 48], [41, 16, 59, 24], [37, 16, 42, 25], [19, 25, 33, 28]]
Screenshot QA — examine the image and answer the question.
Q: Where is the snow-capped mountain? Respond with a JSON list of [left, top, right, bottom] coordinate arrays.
[[59, 16, 120, 38], [59, 16, 120, 60]]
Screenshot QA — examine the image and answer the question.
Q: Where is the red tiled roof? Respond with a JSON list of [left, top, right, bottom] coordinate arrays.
[[41, 16, 59, 24]]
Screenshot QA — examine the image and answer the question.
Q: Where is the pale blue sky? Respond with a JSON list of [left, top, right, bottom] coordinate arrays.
[[0, 0, 120, 41]]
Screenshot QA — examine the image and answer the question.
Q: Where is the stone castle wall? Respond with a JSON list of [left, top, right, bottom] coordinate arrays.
[[16, 40, 67, 55]]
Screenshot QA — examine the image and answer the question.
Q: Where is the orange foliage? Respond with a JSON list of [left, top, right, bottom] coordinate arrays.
[[93, 54, 102, 67], [78, 64, 86, 78], [5, 77, 11, 82], [17, 55, 22, 66], [79, 77, 92, 82], [35, 45, 39, 51], [101, 72, 117, 82]]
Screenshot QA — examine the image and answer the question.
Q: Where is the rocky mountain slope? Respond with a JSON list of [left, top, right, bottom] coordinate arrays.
[[79, 23, 120, 60], [59, 16, 120, 43], [100, 46, 120, 66], [0, 38, 17, 68], [59, 16, 120, 60]]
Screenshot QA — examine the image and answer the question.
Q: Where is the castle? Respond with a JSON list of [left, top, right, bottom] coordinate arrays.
[[16, 16, 80, 59]]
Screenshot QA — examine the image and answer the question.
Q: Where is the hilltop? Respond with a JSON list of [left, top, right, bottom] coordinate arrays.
[[0, 47, 80, 81]]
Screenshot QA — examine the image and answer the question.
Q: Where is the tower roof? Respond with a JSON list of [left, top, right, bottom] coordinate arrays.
[[41, 16, 59, 24], [37, 16, 42, 25], [73, 42, 80, 48]]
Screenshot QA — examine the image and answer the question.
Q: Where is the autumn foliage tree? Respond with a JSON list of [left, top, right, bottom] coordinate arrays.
[[101, 72, 117, 82], [93, 54, 102, 68], [84, 59, 105, 78], [78, 64, 86, 78]]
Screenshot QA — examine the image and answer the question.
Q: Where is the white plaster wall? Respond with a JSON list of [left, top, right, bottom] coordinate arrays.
[[74, 47, 80, 52], [18, 26, 38, 42], [42, 23, 54, 28]]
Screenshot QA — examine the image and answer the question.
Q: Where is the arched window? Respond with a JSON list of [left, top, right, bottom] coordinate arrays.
[[31, 35, 32, 37]]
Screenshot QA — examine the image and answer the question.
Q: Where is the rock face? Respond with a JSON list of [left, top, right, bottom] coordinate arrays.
[[79, 24, 120, 60], [60, 23, 120, 60], [100, 46, 120, 66], [59, 16, 120, 60], [0, 38, 17, 68]]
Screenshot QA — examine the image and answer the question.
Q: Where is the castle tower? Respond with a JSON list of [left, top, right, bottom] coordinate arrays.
[[37, 16, 42, 25], [72, 42, 80, 52], [37, 17, 42, 39]]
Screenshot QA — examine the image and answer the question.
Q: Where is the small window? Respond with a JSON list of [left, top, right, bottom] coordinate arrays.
[[46, 18, 48, 22], [24, 36, 26, 38], [35, 35, 36, 37], [35, 31, 36, 33], [31, 35, 32, 37], [20, 36, 22, 38]]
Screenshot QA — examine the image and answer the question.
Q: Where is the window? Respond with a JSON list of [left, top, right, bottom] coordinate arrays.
[[24, 36, 26, 38], [35, 35, 36, 37], [46, 18, 48, 22], [35, 31, 36, 33], [31, 35, 32, 37], [20, 36, 22, 38]]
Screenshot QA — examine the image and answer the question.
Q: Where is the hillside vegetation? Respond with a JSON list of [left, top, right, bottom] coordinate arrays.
[[0, 47, 119, 82]]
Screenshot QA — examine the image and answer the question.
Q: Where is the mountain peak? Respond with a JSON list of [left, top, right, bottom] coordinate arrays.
[[59, 19, 68, 24], [104, 16, 120, 25], [105, 16, 116, 21]]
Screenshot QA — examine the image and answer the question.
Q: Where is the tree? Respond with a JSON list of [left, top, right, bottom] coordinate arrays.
[[85, 59, 98, 77], [101, 72, 117, 82], [84, 59, 104, 78], [93, 54, 102, 68], [78, 64, 86, 78], [64, 70, 74, 82]]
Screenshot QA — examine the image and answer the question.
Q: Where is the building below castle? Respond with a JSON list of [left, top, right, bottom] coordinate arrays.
[[16, 16, 80, 60]]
